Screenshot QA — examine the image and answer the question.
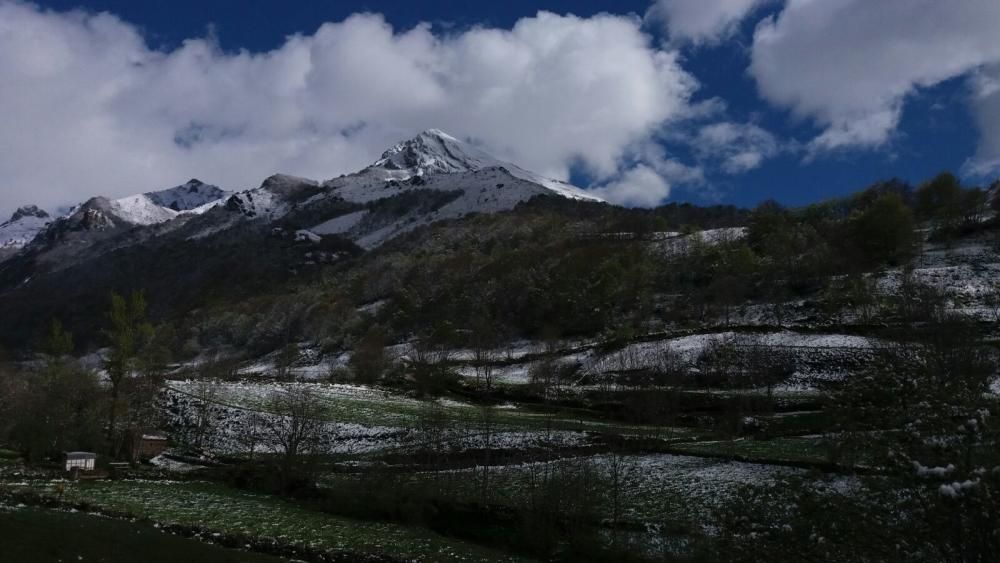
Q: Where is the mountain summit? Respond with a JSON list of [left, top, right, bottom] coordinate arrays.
[[373, 129, 499, 177], [356, 129, 602, 203], [10, 205, 49, 222], [145, 179, 229, 212], [303, 129, 604, 246], [1, 205, 52, 253]]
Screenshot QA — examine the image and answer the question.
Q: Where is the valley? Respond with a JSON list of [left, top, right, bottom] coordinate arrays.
[[1, 133, 998, 561]]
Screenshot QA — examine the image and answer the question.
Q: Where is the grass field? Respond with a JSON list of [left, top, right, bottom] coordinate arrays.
[[317, 451, 820, 527], [669, 435, 833, 464], [3, 479, 529, 562], [0, 506, 289, 563]]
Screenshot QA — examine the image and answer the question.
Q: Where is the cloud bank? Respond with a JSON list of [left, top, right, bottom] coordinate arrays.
[[648, 0, 775, 45], [750, 0, 1000, 171], [0, 2, 701, 214]]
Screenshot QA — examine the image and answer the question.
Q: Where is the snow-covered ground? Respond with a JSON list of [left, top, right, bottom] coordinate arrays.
[[877, 237, 1000, 319], [654, 227, 748, 257], [148, 454, 206, 473], [445, 330, 874, 388], [163, 381, 591, 457]]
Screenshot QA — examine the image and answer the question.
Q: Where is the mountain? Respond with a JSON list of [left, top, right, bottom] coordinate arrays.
[[11, 180, 234, 268], [102, 129, 605, 250], [350, 129, 600, 203], [0, 205, 51, 259], [305, 129, 603, 247], [0, 129, 611, 347], [6, 130, 602, 266], [145, 179, 229, 212]]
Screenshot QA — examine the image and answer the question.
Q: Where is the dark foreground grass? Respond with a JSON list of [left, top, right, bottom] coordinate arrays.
[[0, 506, 289, 563]]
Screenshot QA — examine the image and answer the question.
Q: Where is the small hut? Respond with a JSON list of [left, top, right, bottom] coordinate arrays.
[[137, 434, 169, 460], [64, 451, 97, 472]]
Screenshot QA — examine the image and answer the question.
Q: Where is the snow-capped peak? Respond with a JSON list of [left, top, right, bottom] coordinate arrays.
[[1, 204, 51, 250], [9, 205, 49, 222], [145, 179, 229, 212], [48, 180, 230, 234], [109, 194, 179, 226], [372, 129, 501, 177], [367, 129, 603, 202]]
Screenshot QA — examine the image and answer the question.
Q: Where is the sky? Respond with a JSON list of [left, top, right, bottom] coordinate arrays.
[[2, 0, 1000, 218]]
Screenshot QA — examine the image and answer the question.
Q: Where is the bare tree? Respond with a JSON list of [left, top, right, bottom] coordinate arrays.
[[408, 327, 456, 396], [262, 387, 327, 483], [0, 362, 24, 443], [274, 343, 301, 382], [350, 326, 388, 384], [474, 405, 496, 504], [604, 448, 639, 551], [471, 339, 499, 391], [236, 410, 267, 461], [189, 380, 220, 449], [983, 282, 1000, 322]]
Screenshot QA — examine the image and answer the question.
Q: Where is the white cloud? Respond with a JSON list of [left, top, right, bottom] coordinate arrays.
[[966, 65, 1000, 177], [647, 0, 776, 45], [0, 3, 701, 216], [750, 0, 1000, 157], [591, 164, 673, 207], [693, 122, 783, 173]]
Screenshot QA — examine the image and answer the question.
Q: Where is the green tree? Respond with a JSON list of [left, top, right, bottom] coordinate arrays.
[[103, 291, 156, 458], [915, 171, 963, 232], [45, 319, 75, 359], [350, 325, 388, 384], [5, 324, 104, 461], [961, 187, 988, 224], [847, 192, 916, 267]]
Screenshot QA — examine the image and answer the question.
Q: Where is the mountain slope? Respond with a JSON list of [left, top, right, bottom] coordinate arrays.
[[303, 129, 604, 247], [160, 129, 606, 249], [348, 129, 601, 203]]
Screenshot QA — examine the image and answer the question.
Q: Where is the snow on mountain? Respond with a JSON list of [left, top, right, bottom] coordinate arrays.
[[373, 129, 499, 177], [349, 167, 599, 248], [0, 205, 50, 250], [16, 129, 608, 260], [109, 194, 179, 225], [312, 210, 367, 236], [304, 129, 605, 248], [198, 130, 605, 248], [51, 180, 228, 237], [361, 129, 602, 203], [221, 174, 319, 220], [145, 179, 229, 212], [26, 193, 181, 261]]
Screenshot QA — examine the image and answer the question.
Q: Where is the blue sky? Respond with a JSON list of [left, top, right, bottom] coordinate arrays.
[[2, 0, 999, 215]]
